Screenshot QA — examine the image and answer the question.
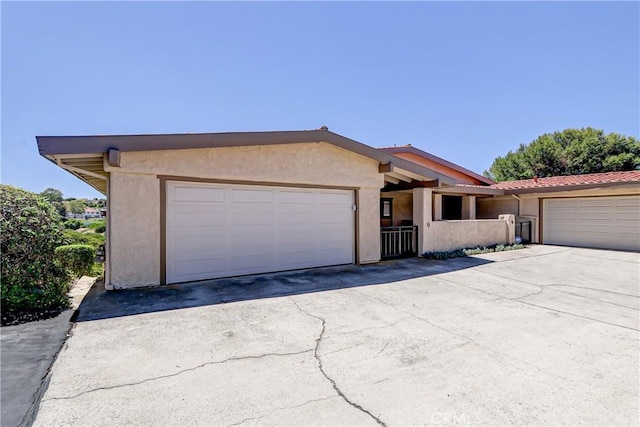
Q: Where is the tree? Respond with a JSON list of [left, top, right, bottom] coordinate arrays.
[[40, 188, 63, 203], [484, 128, 640, 182], [40, 188, 67, 217], [67, 199, 86, 216]]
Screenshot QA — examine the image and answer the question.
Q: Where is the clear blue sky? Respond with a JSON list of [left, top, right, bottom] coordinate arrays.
[[2, 1, 638, 198]]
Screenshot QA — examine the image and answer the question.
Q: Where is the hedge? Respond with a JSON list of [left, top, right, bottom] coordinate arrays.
[[55, 245, 96, 277], [0, 185, 70, 325]]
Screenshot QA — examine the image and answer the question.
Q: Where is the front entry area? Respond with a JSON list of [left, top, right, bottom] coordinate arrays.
[[166, 181, 355, 284]]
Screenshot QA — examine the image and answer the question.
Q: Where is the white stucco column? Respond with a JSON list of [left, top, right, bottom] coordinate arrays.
[[462, 195, 476, 220], [433, 193, 443, 221], [413, 188, 433, 255]]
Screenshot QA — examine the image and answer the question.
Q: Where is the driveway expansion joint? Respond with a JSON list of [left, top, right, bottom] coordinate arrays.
[[42, 349, 314, 402], [290, 298, 387, 427]]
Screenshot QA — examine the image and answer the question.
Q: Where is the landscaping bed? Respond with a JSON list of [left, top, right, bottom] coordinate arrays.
[[422, 243, 525, 260]]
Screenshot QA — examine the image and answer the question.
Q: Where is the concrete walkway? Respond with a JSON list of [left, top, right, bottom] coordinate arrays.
[[0, 277, 95, 427], [33, 246, 640, 426]]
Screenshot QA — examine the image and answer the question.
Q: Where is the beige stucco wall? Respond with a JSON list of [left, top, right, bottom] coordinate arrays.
[[105, 142, 384, 288], [476, 196, 518, 219], [380, 191, 413, 226], [108, 172, 161, 287], [424, 219, 510, 253]]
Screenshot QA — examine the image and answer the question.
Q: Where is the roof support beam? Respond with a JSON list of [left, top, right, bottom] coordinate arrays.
[[379, 162, 394, 173], [55, 157, 107, 181], [382, 180, 439, 192], [393, 167, 431, 182], [384, 175, 401, 185], [386, 171, 414, 183]]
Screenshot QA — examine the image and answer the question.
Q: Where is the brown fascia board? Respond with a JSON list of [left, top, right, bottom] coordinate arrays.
[[380, 146, 495, 186], [434, 185, 504, 196], [36, 129, 456, 185], [503, 181, 640, 195]]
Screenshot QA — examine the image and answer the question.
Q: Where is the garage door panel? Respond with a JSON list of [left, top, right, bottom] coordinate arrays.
[[579, 225, 609, 234], [172, 186, 225, 203], [279, 191, 316, 203], [579, 212, 610, 221], [230, 211, 275, 226], [544, 196, 640, 251], [279, 211, 315, 225], [172, 233, 225, 256], [173, 258, 226, 279], [579, 199, 611, 207], [318, 192, 351, 204], [230, 254, 277, 272], [172, 211, 225, 227], [616, 199, 640, 208], [278, 230, 310, 246], [318, 247, 353, 264], [166, 182, 354, 283], [231, 188, 273, 203], [279, 251, 320, 268]]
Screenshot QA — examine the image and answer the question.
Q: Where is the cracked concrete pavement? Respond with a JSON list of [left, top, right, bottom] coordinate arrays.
[[34, 246, 639, 426]]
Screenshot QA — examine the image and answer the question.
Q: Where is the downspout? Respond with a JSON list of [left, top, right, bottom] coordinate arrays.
[[510, 194, 521, 218]]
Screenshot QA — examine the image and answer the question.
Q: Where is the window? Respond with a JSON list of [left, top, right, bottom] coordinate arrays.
[[380, 198, 393, 219]]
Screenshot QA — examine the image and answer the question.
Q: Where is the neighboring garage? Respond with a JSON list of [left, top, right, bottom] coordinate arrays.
[[485, 171, 640, 252], [165, 181, 355, 283], [543, 196, 640, 251]]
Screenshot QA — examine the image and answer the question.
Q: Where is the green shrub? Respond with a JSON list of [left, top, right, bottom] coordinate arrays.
[[0, 185, 70, 325], [62, 229, 104, 248], [64, 218, 83, 230], [87, 219, 106, 230], [94, 224, 106, 233], [423, 243, 525, 260], [55, 245, 95, 277]]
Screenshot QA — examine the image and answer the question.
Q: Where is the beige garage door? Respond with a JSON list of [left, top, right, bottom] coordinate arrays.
[[543, 196, 640, 251], [166, 181, 355, 284]]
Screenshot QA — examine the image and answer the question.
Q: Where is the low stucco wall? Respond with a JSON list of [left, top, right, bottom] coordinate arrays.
[[105, 142, 384, 289], [424, 219, 511, 253]]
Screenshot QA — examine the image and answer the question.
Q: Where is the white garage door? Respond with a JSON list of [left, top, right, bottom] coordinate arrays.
[[543, 196, 640, 251], [166, 182, 355, 284]]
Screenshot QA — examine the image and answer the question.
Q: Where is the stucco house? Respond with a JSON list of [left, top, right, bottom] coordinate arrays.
[[37, 129, 640, 289]]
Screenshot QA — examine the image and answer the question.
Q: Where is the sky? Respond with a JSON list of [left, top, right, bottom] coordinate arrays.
[[2, 1, 638, 199]]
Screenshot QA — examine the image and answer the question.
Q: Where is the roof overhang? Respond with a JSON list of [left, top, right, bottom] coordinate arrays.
[[502, 181, 640, 195], [379, 146, 495, 186], [37, 129, 457, 193], [434, 185, 505, 196], [42, 153, 108, 195]]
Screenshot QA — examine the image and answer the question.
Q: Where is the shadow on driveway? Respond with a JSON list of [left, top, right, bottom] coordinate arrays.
[[76, 256, 492, 322]]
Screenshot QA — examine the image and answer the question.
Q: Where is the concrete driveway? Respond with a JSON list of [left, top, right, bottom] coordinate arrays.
[[34, 246, 639, 426]]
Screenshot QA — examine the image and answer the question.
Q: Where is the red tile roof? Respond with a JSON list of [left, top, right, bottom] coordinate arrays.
[[489, 171, 640, 190]]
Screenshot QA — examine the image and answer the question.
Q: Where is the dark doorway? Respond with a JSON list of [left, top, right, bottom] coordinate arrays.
[[442, 195, 462, 220]]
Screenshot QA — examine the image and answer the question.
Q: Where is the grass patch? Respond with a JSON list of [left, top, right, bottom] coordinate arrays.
[[86, 219, 106, 229], [422, 243, 525, 260], [62, 229, 105, 247]]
